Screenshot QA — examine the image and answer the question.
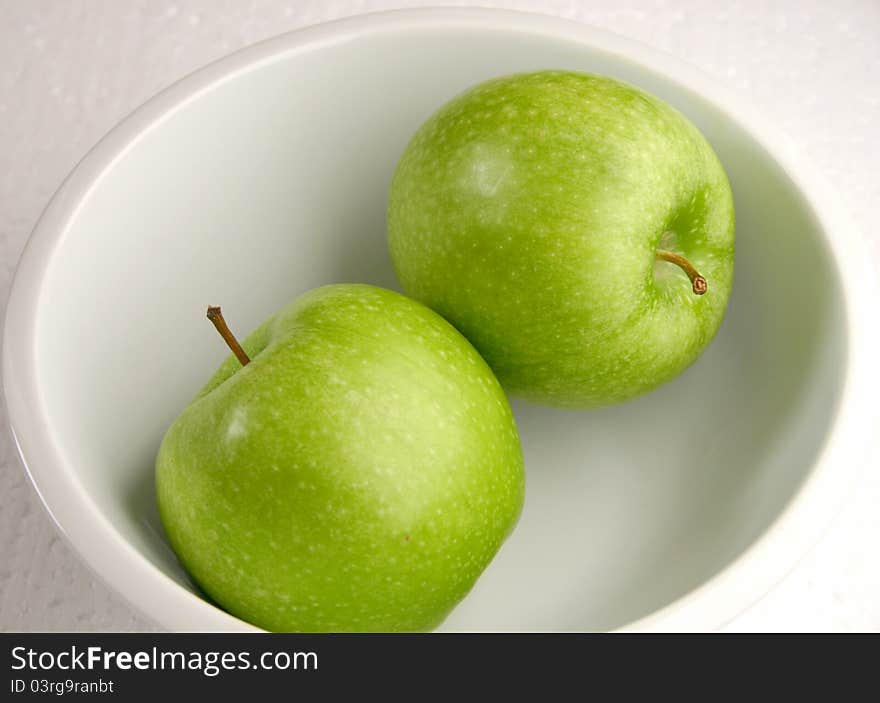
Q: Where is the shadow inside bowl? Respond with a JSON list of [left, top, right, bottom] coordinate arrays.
[[32, 25, 846, 631]]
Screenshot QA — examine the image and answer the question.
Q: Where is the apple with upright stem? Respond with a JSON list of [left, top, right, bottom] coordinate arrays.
[[156, 284, 524, 631]]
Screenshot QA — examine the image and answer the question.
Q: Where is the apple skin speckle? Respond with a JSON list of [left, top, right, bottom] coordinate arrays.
[[156, 284, 524, 632], [388, 70, 735, 406]]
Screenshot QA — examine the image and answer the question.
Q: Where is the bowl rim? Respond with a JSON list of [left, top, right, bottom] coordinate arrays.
[[3, 7, 877, 633]]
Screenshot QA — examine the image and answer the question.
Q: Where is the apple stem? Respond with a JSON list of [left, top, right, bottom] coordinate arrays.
[[655, 249, 708, 295], [206, 306, 251, 366]]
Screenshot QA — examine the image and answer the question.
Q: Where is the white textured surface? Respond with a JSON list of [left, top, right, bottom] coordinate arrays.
[[1, 0, 878, 633]]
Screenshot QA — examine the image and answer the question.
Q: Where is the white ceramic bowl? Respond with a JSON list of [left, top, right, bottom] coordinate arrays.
[[4, 8, 877, 632]]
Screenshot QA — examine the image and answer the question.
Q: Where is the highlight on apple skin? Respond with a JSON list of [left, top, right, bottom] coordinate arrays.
[[388, 70, 735, 407], [156, 284, 525, 632]]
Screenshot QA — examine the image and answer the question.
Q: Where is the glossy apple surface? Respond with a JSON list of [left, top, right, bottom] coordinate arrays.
[[156, 284, 524, 631], [388, 71, 735, 406]]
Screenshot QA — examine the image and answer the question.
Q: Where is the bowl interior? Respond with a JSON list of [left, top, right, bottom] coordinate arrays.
[[31, 22, 845, 631]]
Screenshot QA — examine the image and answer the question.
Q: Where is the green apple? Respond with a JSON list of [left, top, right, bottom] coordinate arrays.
[[156, 284, 524, 632], [388, 71, 735, 406]]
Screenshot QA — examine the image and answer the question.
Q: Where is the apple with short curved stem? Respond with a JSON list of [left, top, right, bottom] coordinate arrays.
[[388, 70, 734, 406]]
